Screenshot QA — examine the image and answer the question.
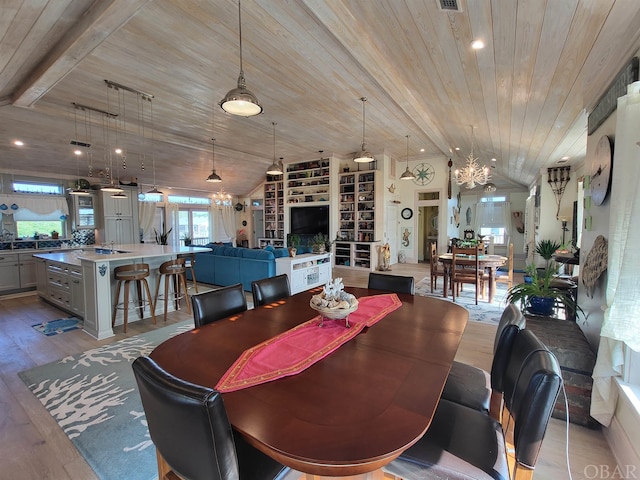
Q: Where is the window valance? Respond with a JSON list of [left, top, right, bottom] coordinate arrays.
[[0, 194, 70, 219]]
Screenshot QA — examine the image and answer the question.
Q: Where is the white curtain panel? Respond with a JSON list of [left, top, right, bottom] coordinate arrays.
[[166, 203, 179, 246], [473, 201, 511, 237], [591, 81, 640, 426], [220, 205, 236, 244], [138, 201, 157, 241]]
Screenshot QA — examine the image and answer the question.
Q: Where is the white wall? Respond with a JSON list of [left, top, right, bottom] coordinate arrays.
[[393, 154, 449, 263], [578, 112, 616, 349]]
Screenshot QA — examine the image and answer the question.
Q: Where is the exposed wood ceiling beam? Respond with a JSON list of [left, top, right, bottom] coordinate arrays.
[[12, 0, 152, 108]]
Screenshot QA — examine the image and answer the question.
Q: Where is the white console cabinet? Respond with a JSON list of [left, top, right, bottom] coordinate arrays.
[[276, 252, 331, 295]]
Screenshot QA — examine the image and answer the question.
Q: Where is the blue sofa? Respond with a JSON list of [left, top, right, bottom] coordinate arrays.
[[192, 244, 289, 291]]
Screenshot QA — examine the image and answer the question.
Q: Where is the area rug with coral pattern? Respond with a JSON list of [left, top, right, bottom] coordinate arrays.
[[18, 321, 194, 480], [414, 276, 509, 324]]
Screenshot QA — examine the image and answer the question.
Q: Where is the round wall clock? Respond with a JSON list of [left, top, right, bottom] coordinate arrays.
[[412, 163, 435, 185], [591, 135, 613, 206], [401, 208, 413, 220]]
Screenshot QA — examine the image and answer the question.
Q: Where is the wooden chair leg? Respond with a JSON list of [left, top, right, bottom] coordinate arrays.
[[156, 448, 181, 480], [112, 280, 122, 328], [179, 273, 191, 314], [190, 265, 198, 293], [122, 279, 130, 333], [142, 278, 156, 324], [136, 279, 144, 319]]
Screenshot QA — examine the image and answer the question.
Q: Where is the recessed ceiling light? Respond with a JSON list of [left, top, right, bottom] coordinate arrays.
[[471, 40, 485, 50], [420, 148, 425, 152], [115, 148, 122, 154], [74, 149, 82, 155], [454, 147, 460, 151], [14, 140, 24, 146], [491, 157, 497, 162], [561, 156, 570, 160]]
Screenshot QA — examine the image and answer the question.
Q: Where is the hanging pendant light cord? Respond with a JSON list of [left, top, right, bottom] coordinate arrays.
[[361, 97, 367, 151], [273, 122, 277, 161], [238, 0, 244, 77]]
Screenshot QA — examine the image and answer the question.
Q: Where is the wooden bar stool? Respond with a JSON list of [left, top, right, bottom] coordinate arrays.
[[112, 263, 155, 333], [154, 258, 191, 322]]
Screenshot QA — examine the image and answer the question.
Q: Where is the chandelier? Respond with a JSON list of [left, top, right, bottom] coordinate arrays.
[[454, 126, 490, 189], [213, 189, 232, 206]]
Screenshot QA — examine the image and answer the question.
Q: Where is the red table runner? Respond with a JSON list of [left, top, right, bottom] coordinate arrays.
[[215, 294, 402, 392]]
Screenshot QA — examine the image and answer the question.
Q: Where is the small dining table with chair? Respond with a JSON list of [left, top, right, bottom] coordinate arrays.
[[149, 286, 468, 477], [438, 252, 507, 303]]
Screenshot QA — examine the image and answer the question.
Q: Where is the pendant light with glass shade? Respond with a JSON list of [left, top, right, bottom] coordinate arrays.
[[266, 122, 283, 175], [220, 0, 263, 117], [206, 138, 222, 183], [354, 97, 374, 163], [399, 134, 416, 180]]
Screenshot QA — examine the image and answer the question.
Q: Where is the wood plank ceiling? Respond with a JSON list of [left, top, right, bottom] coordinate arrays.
[[1, 0, 640, 196]]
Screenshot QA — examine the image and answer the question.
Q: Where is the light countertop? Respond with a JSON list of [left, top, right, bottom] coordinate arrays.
[[33, 244, 210, 266]]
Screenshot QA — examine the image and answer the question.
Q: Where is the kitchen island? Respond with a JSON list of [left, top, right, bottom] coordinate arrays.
[[34, 244, 210, 340]]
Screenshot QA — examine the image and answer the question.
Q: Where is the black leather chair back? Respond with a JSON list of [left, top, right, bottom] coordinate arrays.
[[132, 356, 238, 480], [494, 303, 525, 353], [191, 284, 247, 327], [367, 272, 414, 295], [488, 304, 526, 393], [503, 329, 563, 469], [251, 274, 290, 307]]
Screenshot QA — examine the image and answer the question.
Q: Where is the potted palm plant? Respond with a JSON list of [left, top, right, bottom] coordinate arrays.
[[535, 239, 561, 271], [182, 233, 192, 246], [506, 264, 580, 317]]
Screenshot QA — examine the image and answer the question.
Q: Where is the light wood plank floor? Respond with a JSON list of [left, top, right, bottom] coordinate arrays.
[[0, 264, 616, 480]]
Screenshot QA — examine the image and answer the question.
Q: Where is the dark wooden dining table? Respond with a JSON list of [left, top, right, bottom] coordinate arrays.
[[438, 253, 507, 303], [150, 287, 468, 477]]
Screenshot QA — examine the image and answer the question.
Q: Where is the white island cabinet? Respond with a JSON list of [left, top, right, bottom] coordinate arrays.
[[34, 244, 210, 340], [276, 252, 331, 295]]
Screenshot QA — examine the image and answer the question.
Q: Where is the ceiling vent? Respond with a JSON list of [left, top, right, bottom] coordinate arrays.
[[70, 140, 91, 148], [437, 0, 462, 12]]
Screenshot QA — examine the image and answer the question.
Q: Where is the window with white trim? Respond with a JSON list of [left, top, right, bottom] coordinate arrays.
[[475, 196, 511, 246]]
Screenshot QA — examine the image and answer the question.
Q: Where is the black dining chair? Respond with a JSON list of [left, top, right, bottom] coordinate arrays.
[[367, 272, 414, 295], [383, 329, 562, 480], [132, 356, 292, 480], [251, 274, 290, 307], [191, 283, 247, 327], [440, 303, 525, 417]]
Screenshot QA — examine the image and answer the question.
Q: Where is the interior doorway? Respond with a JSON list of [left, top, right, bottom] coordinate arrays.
[[252, 209, 264, 247], [418, 205, 439, 262]]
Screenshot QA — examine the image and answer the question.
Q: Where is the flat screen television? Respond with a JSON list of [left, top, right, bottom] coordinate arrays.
[[290, 205, 329, 236]]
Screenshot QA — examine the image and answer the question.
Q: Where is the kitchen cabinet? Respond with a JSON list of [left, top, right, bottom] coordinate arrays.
[[69, 193, 97, 229], [41, 260, 84, 318], [97, 187, 139, 245], [18, 253, 37, 288], [0, 253, 20, 291], [0, 252, 39, 291]]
